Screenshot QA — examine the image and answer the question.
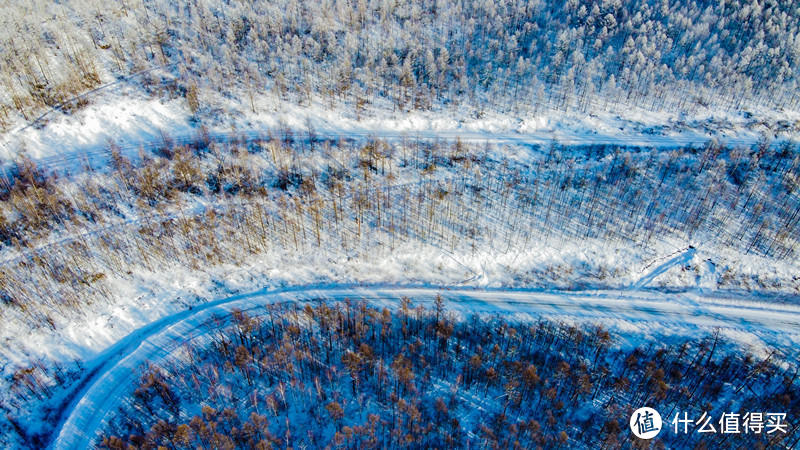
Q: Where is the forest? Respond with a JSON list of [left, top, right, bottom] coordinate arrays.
[[0, 134, 797, 334], [1, 0, 798, 133], [95, 299, 800, 448], [1, 132, 798, 447], [0, 0, 798, 448]]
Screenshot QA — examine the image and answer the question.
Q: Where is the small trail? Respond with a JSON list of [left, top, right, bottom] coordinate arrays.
[[633, 247, 697, 289], [49, 284, 800, 449]]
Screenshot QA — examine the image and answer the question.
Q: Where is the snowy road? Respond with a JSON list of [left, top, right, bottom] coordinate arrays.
[[50, 284, 800, 449], [5, 125, 785, 178]]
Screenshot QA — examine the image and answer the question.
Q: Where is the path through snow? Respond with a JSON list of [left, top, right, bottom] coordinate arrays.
[[633, 247, 697, 289]]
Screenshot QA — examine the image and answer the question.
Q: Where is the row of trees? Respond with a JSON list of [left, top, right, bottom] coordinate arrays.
[[98, 299, 800, 448], [2, 0, 799, 131]]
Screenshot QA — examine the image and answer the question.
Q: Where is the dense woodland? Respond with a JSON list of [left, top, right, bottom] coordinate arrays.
[[1, 0, 799, 131], [95, 299, 800, 449]]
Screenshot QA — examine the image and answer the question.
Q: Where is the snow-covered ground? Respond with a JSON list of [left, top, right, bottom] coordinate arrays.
[[0, 113, 797, 383], [50, 284, 800, 449], [2, 87, 796, 173], [2, 216, 797, 382], [0, 86, 797, 449], [0, 1, 797, 446]]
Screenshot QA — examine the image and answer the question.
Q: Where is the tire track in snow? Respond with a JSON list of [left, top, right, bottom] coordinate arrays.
[[49, 284, 800, 449]]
